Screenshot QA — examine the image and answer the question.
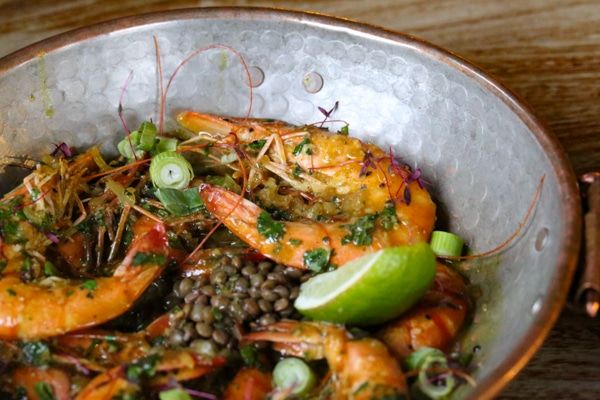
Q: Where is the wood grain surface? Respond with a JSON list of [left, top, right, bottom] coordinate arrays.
[[1, 0, 599, 398]]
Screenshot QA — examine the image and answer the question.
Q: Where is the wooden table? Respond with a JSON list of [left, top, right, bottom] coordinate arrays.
[[1, 0, 599, 398]]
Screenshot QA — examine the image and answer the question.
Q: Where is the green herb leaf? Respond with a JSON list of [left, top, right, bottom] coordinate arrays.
[[292, 163, 304, 178], [34, 382, 56, 400], [152, 137, 178, 155], [257, 211, 285, 243], [80, 279, 97, 298], [43, 261, 58, 276], [21, 341, 51, 366], [7, 288, 16, 296], [126, 354, 160, 383], [132, 252, 167, 266], [155, 188, 205, 216], [338, 124, 349, 135], [248, 139, 267, 150], [137, 121, 158, 151], [292, 137, 312, 156], [378, 201, 398, 230], [342, 215, 377, 246], [240, 345, 261, 367], [288, 238, 302, 246], [205, 175, 241, 193], [303, 248, 331, 272], [159, 389, 192, 400]]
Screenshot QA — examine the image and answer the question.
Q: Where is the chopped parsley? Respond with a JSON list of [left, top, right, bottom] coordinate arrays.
[[338, 124, 349, 135], [240, 345, 261, 367], [212, 308, 223, 321], [353, 382, 369, 395], [288, 238, 302, 246], [248, 139, 267, 150], [342, 215, 376, 246], [257, 211, 285, 243], [132, 252, 167, 266], [34, 382, 56, 400], [6, 288, 16, 296], [80, 279, 97, 298], [303, 248, 331, 272], [29, 188, 41, 201], [21, 341, 51, 366], [84, 338, 101, 357], [0, 198, 26, 244], [43, 261, 58, 276], [292, 137, 312, 156], [292, 163, 304, 178], [378, 201, 398, 230], [126, 354, 160, 383], [0, 259, 6, 274]]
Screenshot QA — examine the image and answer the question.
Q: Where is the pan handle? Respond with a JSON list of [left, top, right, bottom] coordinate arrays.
[[576, 172, 600, 317]]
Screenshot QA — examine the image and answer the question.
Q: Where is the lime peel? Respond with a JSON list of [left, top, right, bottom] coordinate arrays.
[[294, 243, 436, 326]]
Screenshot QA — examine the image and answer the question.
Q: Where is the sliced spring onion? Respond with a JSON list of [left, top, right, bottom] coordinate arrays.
[[154, 137, 178, 155], [117, 131, 144, 160], [417, 355, 456, 399], [272, 357, 316, 396], [159, 388, 192, 400], [220, 152, 238, 164], [150, 151, 194, 190], [154, 188, 204, 216], [137, 121, 157, 151], [430, 231, 464, 257], [405, 347, 446, 371]]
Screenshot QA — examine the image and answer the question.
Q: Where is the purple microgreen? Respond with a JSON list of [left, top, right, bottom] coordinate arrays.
[[183, 387, 218, 399], [358, 151, 376, 177], [408, 168, 421, 181], [57, 353, 90, 375], [318, 101, 339, 128], [406, 167, 425, 188], [403, 186, 411, 205], [51, 142, 74, 158], [118, 70, 134, 135], [44, 232, 59, 244], [387, 146, 409, 178]]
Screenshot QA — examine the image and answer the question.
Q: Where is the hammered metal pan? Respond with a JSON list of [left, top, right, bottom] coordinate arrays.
[[0, 8, 581, 399]]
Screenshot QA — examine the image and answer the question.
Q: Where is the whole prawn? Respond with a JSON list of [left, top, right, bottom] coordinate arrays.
[[0, 217, 170, 339], [179, 112, 435, 269], [244, 320, 408, 399]]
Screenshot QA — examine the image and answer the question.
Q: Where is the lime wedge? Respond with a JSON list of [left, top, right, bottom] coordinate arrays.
[[294, 243, 436, 326]]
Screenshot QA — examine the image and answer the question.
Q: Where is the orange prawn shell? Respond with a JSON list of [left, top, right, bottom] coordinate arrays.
[[11, 367, 71, 400], [223, 367, 273, 400], [378, 262, 470, 359]]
